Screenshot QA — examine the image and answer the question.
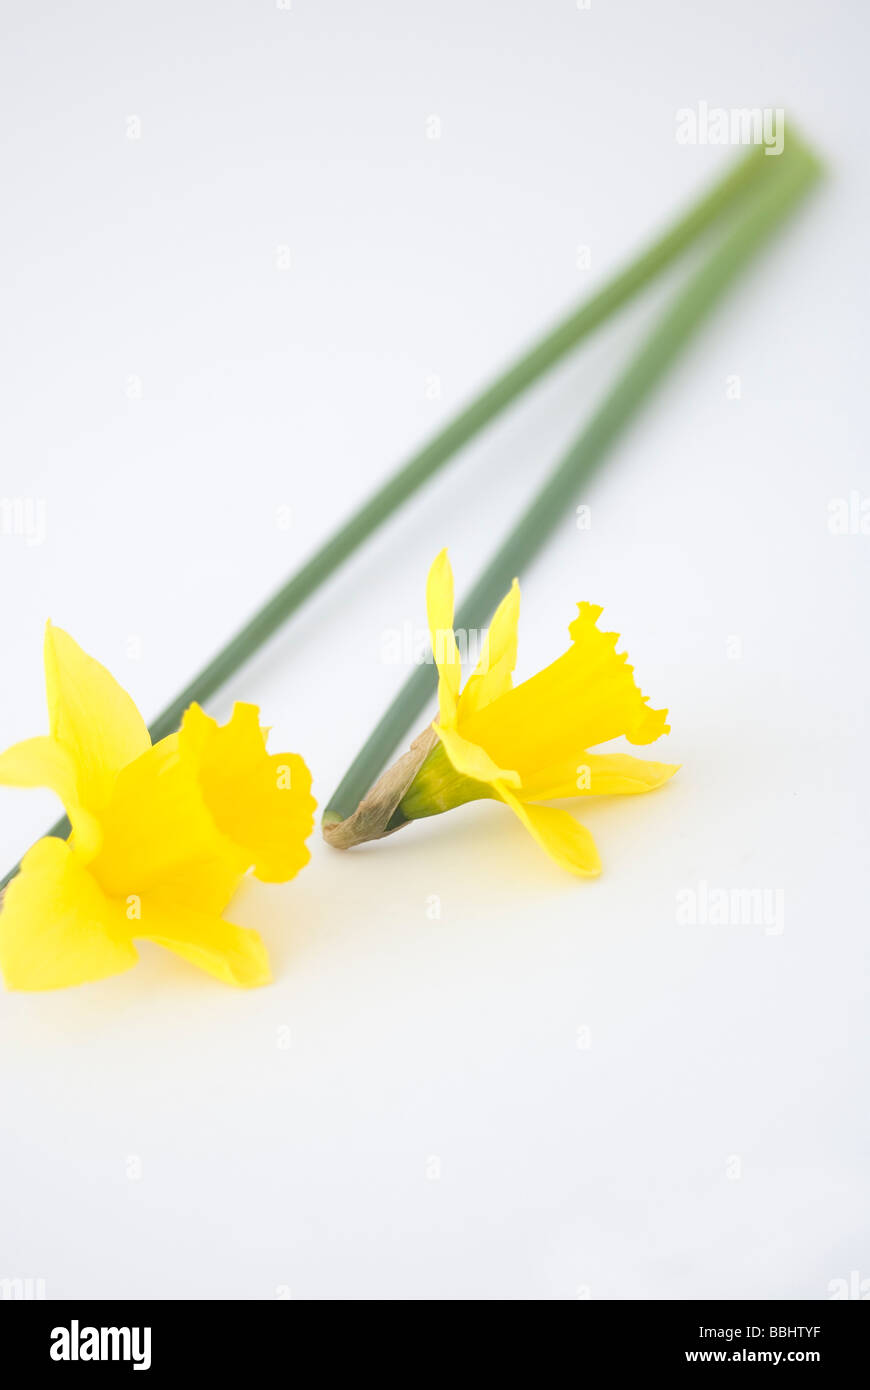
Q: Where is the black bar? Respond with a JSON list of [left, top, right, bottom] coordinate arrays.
[[2, 1298, 867, 1373]]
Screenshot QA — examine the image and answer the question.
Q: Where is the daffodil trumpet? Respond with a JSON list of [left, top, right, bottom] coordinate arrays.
[[0, 142, 794, 899], [323, 550, 677, 875], [0, 625, 315, 990]]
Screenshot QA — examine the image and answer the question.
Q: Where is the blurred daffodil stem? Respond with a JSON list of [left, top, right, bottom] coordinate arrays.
[[2, 136, 819, 894], [323, 133, 822, 844]]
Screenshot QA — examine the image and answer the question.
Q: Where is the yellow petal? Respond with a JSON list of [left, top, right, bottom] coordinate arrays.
[[462, 601, 669, 777], [88, 732, 245, 909], [136, 896, 271, 988], [497, 785, 602, 877], [43, 623, 150, 812], [458, 578, 520, 720], [180, 703, 316, 884], [0, 734, 78, 799], [568, 603, 669, 746], [425, 548, 462, 726], [0, 837, 137, 990], [0, 735, 102, 858], [434, 722, 521, 789], [520, 752, 680, 801]]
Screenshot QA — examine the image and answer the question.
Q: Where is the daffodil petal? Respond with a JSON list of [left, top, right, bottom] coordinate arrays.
[[137, 897, 271, 988], [91, 704, 315, 904], [0, 735, 102, 858], [426, 548, 462, 725], [0, 837, 137, 990], [434, 722, 521, 789], [0, 734, 78, 800], [459, 578, 520, 720], [43, 623, 150, 811], [140, 850, 247, 918], [496, 785, 602, 877], [88, 732, 247, 909], [520, 752, 680, 801], [180, 703, 316, 883], [569, 603, 669, 746], [462, 601, 669, 775]]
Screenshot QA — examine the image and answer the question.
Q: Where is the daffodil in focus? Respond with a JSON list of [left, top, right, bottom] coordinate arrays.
[[405, 549, 679, 873], [325, 549, 677, 874], [0, 624, 315, 990]]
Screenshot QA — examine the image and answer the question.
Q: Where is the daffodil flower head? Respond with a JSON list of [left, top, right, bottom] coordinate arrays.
[[0, 624, 315, 990], [391, 549, 678, 874]]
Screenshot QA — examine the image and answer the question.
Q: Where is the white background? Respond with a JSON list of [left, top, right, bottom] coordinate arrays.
[[1, 0, 867, 1300]]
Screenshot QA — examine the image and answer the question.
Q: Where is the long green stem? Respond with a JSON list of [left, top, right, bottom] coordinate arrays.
[[324, 138, 821, 828]]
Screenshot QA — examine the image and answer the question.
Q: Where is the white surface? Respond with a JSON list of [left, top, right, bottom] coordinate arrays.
[[0, 0, 867, 1300]]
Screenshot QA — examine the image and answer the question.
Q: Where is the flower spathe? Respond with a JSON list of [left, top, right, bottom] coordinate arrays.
[[0, 624, 315, 990], [396, 549, 679, 875]]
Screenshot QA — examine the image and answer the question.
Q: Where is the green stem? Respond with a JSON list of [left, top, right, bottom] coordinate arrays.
[[324, 138, 822, 828], [0, 142, 788, 894]]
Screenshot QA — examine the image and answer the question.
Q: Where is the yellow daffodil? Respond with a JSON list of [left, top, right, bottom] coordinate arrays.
[[368, 549, 677, 875], [0, 624, 315, 990]]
